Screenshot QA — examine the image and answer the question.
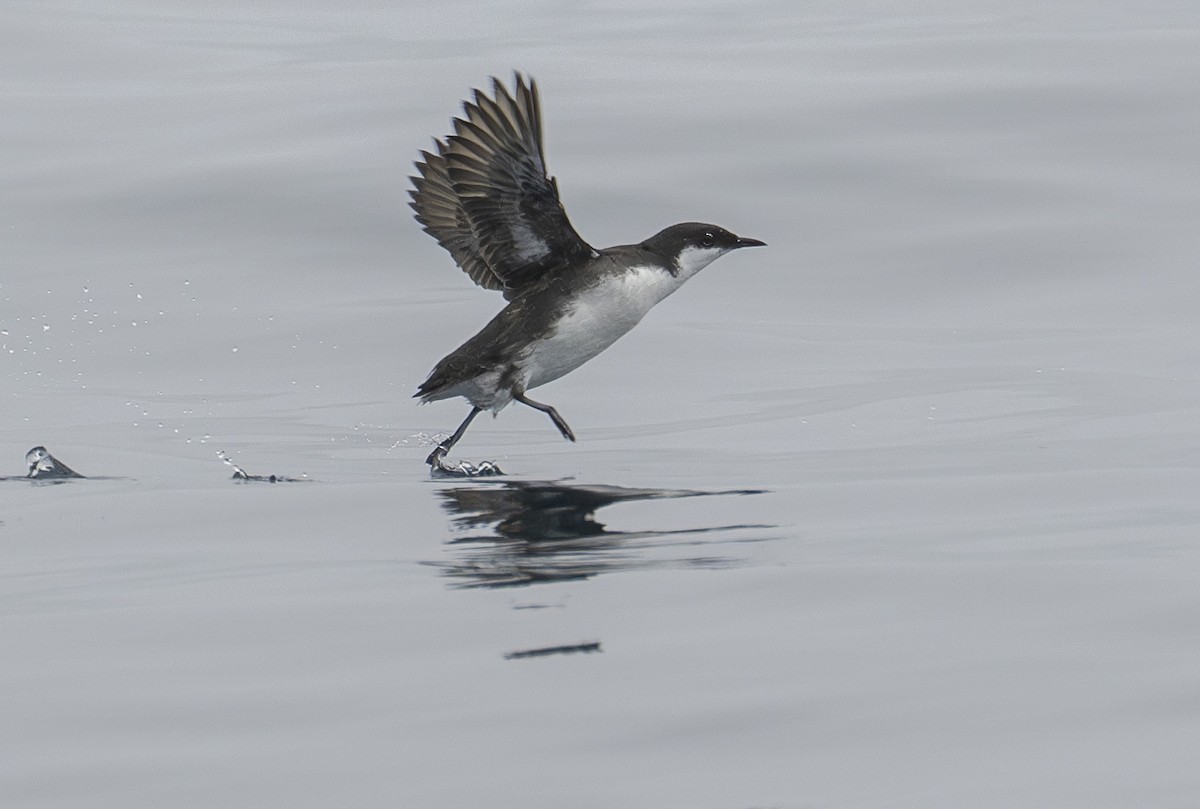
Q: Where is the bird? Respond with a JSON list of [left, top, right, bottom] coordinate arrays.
[[409, 73, 765, 470]]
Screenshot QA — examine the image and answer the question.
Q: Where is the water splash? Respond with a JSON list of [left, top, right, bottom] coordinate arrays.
[[25, 446, 85, 479], [431, 457, 505, 478], [217, 450, 307, 483]]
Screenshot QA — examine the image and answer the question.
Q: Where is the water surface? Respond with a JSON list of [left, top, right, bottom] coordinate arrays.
[[3, 2, 1200, 807]]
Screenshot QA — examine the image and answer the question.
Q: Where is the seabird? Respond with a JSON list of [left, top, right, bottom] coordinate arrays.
[[410, 73, 764, 470]]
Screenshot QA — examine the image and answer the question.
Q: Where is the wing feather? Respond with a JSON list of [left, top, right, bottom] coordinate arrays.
[[408, 73, 595, 298]]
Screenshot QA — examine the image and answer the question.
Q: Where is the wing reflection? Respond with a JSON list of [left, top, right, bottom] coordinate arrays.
[[428, 480, 768, 588]]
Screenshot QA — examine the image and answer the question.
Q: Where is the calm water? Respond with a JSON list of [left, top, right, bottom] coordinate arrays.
[[3, 2, 1200, 807]]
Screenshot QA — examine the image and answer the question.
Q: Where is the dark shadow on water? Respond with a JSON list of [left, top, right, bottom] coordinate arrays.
[[426, 480, 772, 589], [504, 641, 602, 660]]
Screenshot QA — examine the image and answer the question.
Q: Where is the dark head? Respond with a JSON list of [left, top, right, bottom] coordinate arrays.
[[641, 223, 766, 278]]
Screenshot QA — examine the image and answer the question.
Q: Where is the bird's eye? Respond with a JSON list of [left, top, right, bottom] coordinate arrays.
[[700, 232, 716, 248]]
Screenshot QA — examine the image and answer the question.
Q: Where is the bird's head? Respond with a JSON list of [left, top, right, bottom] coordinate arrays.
[[642, 222, 766, 278]]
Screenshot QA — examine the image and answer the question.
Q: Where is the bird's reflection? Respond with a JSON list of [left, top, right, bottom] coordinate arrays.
[[428, 480, 769, 588]]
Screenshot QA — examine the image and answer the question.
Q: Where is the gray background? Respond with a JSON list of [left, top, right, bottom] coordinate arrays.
[[3, 1, 1199, 807]]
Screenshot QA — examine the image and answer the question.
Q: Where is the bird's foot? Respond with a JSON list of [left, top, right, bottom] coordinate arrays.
[[427, 447, 504, 478], [425, 445, 449, 467]]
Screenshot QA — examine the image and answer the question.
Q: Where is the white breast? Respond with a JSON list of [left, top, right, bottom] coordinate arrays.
[[519, 264, 687, 391]]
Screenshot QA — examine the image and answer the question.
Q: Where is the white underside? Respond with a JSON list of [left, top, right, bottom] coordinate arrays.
[[520, 265, 680, 388], [443, 247, 729, 413]]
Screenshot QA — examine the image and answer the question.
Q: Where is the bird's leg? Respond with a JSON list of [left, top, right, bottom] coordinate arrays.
[[514, 391, 576, 442], [426, 406, 483, 466]]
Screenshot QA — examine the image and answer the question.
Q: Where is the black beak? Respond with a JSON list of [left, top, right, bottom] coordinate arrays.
[[734, 236, 766, 248]]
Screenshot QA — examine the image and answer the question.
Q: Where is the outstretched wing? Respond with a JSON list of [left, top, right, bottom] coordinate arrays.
[[409, 73, 596, 298]]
